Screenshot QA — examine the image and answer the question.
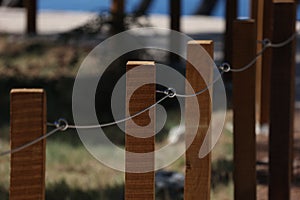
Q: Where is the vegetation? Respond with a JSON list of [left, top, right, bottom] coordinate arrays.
[[0, 34, 234, 199]]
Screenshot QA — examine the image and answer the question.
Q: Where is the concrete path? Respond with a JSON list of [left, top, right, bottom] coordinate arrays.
[[0, 8, 225, 34]]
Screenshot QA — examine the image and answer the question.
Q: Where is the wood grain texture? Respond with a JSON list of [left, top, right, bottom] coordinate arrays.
[[269, 3, 296, 200], [184, 40, 213, 200], [125, 61, 155, 200], [232, 20, 257, 200], [10, 89, 46, 200], [251, 0, 264, 125], [260, 0, 274, 124]]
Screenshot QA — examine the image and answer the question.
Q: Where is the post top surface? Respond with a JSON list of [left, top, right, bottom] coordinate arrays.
[[11, 89, 44, 94], [126, 61, 155, 66], [188, 40, 213, 45]]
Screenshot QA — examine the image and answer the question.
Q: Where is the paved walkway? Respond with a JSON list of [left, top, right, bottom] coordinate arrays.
[[0, 8, 225, 34]]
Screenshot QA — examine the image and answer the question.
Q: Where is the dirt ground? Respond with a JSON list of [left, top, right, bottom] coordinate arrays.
[[256, 108, 300, 199]]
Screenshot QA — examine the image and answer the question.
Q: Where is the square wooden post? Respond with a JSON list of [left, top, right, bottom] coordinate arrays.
[[25, 0, 37, 34], [260, 0, 274, 124], [224, 0, 237, 66], [269, 2, 296, 200], [251, 0, 265, 125], [184, 41, 213, 200], [232, 20, 257, 200], [125, 61, 155, 200], [170, 0, 181, 32], [10, 89, 46, 200]]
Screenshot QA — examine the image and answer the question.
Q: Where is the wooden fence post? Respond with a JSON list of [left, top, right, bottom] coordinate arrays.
[[232, 20, 257, 200], [125, 61, 155, 200], [251, 0, 265, 125], [184, 40, 213, 200], [269, 2, 296, 200], [260, 0, 274, 124], [170, 0, 181, 32], [10, 89, 46, 200], [25, 0, 37, 34], [224, 0, 237, 74]]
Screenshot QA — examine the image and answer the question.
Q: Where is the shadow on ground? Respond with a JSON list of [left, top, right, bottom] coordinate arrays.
[[0, 181, 124, 200]]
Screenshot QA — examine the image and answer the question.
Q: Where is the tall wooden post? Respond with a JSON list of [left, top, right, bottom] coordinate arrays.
[[125, 61, 155, 200], [232, 20, 257, 200], [25, 0, 37, 34], [224, 0, 237, 63], [251, 0, 265, 125], [170, 0, 181, 32], [269, 2, 296, 200], [169, 0, 181, 63], [10, 89, 46, 200], [184, 41, 213, 200], [260, 0, 274, 124], [224, 0, 237, 82], [111, 0, 125, 33]]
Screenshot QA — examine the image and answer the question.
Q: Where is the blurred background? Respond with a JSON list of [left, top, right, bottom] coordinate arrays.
[[0, 0, 299, 199]]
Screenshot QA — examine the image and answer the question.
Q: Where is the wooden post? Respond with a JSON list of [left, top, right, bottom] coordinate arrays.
[[10, 89, 46, 200], [111, 0, 125, 32], [184, 41, 213, 200], [224, 0, 237, 82], [224, 0, 237, 63], [269, 2, 296, 200], [251, 0, 264, 125], [232, 20, 257, 200], [125, 61, 155, 200], [260, 0, 274, 124], [25, 0, 37, 34], [170, 0, 181, 32], [169, 0, 181, 63]]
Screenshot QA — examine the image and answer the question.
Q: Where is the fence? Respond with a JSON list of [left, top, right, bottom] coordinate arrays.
[[1, 1, 298, 200], [23, 0, 181, 34]]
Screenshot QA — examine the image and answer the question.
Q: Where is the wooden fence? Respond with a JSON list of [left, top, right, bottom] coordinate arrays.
[[3, 1, 297, 200]]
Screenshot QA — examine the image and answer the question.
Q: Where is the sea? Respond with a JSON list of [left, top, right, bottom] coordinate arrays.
[[38, 0, 251, 17]]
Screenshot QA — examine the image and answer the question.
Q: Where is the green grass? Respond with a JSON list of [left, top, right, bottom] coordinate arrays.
[[0, 35, 88, 79], [0, 34, 235, 199], [0, 108, 234, 200], [0, 112, 234, 200]]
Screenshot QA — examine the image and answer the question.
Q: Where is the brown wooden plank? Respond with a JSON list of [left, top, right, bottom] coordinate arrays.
[[224, 0, 237, 72], [170, 0, 181, 32], [25, 0, 37, 34], [125, 61, 155, 200], [268, 2, 296, 200], [251, 0, 264, 125], [273, 0, 294, 2], [232, 20, 257, 200], [184, 40, 213, 200], [10, 89, 46, 200], [260, 0, 274, 124]]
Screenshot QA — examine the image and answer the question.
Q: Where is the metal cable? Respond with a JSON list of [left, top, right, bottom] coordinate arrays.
[[230, 45, 269, 72], [2, 29, 299, 156], [67, 94, 169, 129], [176, 71, 224, 98], [0, 126, 63, 157], [269, 32, 298, 48], [48, 30, 298, 127]]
